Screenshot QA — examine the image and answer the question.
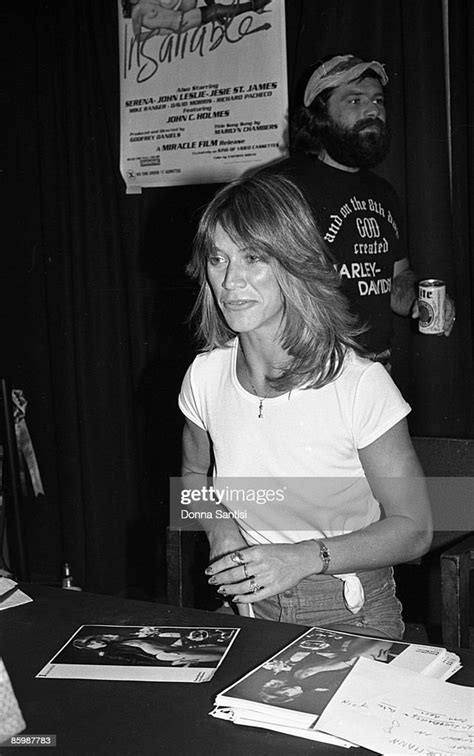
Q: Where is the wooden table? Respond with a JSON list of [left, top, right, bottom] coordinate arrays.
[[2, 584, 474, 755]]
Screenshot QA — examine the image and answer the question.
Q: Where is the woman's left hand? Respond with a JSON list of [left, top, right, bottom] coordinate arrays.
[[205, 542, 315, 604]]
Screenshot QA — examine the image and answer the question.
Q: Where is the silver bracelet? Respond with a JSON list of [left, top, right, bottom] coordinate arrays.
[[316, 540, 331, 574]]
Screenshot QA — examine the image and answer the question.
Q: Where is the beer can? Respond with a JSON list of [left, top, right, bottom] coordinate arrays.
[[418, 279, 446, 334]]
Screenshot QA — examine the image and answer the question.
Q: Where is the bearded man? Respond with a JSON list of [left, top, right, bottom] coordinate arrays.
[[261, 54, 454, 364]]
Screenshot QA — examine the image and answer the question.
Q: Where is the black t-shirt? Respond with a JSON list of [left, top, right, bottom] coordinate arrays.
[[261, 154, 406, 353]]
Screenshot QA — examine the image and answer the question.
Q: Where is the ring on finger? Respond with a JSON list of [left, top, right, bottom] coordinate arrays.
[[243, 563, 249, 580], [231, 551, 245, 566], [249, 578, 260, 594]]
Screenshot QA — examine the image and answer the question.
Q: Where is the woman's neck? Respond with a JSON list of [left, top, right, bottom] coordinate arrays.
[[237, 333, 288, 396]]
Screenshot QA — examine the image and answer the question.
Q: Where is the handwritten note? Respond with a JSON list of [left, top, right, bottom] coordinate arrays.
[[316, 657, 474, 755]]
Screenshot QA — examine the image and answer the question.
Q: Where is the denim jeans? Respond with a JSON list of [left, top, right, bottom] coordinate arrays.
[[252, 566, 405, 640]]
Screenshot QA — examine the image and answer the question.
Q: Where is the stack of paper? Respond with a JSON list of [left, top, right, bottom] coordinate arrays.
[[389, 642, 462, 680], [210, 626, 463, 747]]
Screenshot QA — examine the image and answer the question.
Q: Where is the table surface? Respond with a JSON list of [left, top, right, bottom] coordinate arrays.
[[2, 584, 474, 756]]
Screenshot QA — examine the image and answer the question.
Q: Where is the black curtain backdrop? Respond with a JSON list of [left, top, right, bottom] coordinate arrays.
[[448, 0, 474, 428], [2, 0, 472, 596]]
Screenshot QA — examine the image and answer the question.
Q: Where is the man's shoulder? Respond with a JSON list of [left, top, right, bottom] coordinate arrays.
[[256, 152, 339, 203], [360, 169, 401, 200], [257, 152, 314, 179]]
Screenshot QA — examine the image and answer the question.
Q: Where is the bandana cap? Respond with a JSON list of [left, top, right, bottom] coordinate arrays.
[[304, 54, 388, 108]]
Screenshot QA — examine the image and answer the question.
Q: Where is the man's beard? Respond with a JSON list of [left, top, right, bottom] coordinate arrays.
[[320, 117, 391, 168]]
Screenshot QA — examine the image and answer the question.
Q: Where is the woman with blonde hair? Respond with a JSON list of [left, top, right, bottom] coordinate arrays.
[[179, 173, 431, 640]]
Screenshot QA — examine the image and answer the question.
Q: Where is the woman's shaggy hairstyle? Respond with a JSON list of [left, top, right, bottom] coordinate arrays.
[[186, 173, 366, 390]]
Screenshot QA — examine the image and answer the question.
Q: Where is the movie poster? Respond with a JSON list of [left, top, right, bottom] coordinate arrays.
[[118, 1, 288, 192]]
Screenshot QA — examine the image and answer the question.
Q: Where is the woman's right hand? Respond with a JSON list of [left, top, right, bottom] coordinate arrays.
[[208, 529, 248, 564], [208, 531, 255, 618]]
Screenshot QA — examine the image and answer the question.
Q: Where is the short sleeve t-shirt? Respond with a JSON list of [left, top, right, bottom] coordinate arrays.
[[179, 340, 411, 545]]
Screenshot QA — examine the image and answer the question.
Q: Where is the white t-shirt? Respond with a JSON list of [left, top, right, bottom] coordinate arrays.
[[179, 338, 411, 547]]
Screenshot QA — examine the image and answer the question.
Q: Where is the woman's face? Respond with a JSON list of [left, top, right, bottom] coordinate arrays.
[[85, 639, 108, 650], [277, 685, 303, 698], [206, 224, 284, 338], [261, 680, 303, 701]]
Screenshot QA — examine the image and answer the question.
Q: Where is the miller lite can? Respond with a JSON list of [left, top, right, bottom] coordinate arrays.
[[418, 279, 446, 334]]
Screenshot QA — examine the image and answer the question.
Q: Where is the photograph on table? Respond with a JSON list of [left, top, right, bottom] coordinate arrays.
[[37, 624, 240, 683]]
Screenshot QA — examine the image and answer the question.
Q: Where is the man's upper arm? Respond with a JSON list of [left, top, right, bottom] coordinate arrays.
[[391, 257, 417, 316], [393, 256, 409, 278], [181, 417, 212, 476]]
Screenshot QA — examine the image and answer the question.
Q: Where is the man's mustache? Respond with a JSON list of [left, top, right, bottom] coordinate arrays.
[[354, 117, 385, 133]]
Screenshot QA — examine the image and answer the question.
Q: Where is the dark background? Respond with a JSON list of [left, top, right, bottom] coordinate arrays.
[[1, 1, 473, 598]]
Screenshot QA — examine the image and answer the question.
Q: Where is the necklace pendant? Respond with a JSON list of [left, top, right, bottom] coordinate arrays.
[[258, 399, 263, 419]]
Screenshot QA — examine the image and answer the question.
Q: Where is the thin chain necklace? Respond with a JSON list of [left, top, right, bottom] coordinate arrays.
[[240, 349, 272, 419]]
